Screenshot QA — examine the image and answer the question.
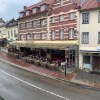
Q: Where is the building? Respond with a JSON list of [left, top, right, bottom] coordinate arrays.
[[0, 18, 18, 47], [79, 0, 100, 71], [0, 18, 5, 26], [13, 0, 86, 72], [48, 0, 83, 69], [0, 18, 6, 40], [17, 0, 54, 63], [0, 20, 6, 47], [5, 18, 18, 43], [18, 0, 53, 42]]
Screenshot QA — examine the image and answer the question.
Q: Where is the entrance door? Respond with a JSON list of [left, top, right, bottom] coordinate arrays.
[[93, 56, 100, 71], [68, 50, 75, 68]]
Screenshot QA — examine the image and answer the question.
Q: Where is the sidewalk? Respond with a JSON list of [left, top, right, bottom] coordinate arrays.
[[72, 70, 100, 88], [0, 52, 73, 81], [0, 51, 100, 89]]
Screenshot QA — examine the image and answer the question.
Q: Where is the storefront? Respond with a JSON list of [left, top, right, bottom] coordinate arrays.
[[9, 41, 78, 71], [80, 51, 100, 71]]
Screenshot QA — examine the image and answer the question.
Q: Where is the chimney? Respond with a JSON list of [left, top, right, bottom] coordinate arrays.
[[24, 6, 27, 10]]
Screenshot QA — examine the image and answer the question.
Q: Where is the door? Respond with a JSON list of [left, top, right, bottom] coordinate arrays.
[[93, 56, 100, 71]]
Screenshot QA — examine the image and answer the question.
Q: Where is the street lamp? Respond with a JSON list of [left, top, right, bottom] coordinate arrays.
[[65, 46, 69, 77]]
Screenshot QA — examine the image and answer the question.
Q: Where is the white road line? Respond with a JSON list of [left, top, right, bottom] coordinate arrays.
[[0, 69, 71, 100]]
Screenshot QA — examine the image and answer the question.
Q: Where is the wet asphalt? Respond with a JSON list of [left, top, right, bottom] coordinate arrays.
[[0, 60, 100, 100]]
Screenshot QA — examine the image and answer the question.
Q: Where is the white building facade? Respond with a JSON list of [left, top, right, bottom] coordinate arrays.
[[5, 19, 18, 42], [79, 1, 100, 71]]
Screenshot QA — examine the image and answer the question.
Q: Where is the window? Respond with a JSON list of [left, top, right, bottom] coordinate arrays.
[[98, 32, 100, 44], [59, 15, 64, 22], [34, 33, 38, 40], [83, 56, 90, 64], [20, 13, 24, 17], [11, 31, 13, 37], [26, 22, 32, 28], [20, 23, 25, 29], [52, 31, 56, 40], [82, 12, 89, 24], [70, 0, 74, 3], [33, 20, 37, 27], [40, 5, 46, 11], [82, 32, 89, 44], [8, 31, 10, 38], [42, 33, 46, 40], [51, 17, 55, 23], [40, 19, 46, 26], [69, 12, 75, 20], [20, 34, 24, 40], [69, 28, 74, 39], [32, 8, 37, 13], [26, 11, 30, 16], [59, 29, 64, 40], [27, 33, 31, 40], [14, 30, 17, 37], [61, 0, 64, 7], [98, 11, 100, 23]]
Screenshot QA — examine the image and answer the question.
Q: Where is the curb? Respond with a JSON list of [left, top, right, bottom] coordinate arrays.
[[0, 58, 99, 90]]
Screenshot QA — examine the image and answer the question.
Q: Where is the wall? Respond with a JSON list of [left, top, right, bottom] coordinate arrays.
[[79, 9, 100, 69], [50, 0, 78, 40], [18, 13, 49, 40], [79, 9, 100, 51], [0, 26, 6, 39], [6, 25, 18, 41]]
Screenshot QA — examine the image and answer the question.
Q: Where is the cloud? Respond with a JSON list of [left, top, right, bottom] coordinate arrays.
[[0, 0, 39, 21]]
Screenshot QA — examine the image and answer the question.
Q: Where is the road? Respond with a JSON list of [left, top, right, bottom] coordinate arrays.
[[0, 60, 100, 100]]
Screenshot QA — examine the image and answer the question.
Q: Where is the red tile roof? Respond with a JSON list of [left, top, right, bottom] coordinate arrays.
[[81, 0, 100, 10], [22, 0, 54, 11]]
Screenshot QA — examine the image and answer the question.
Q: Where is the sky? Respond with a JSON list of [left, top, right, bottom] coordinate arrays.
[[0, 0, 40, 21]]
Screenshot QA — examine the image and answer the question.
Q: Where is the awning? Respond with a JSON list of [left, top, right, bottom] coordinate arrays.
[[9, 41, 26, 47], [32, 43, 74, 50], [10, 40, 78, 50]]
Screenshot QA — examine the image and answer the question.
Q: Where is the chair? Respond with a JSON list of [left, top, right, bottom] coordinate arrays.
[[49, 61, 56, 69], [61, 61, 66, 70]]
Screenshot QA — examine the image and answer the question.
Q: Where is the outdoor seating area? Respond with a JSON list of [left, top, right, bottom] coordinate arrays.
[[7, 46, 76, 72], [8, 51, 65, 71]]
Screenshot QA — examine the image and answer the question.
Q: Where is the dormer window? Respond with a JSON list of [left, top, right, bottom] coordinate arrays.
[[32, 8, 37, 13], [40, 5, 47, 11], [70, 0, 74, 3], [20, 13, 24, 17], [61, 0, 64, 7], [26, 11, 30, 16]]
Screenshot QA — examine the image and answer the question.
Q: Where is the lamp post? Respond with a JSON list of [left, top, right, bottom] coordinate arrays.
[[65, 46, 69, 77], [65, 60, 67, 77]]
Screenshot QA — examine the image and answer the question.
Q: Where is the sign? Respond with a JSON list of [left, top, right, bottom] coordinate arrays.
[[96, 46, 100, 51]]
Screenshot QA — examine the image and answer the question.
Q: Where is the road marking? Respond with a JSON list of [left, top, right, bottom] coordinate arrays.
[[0, 69, 71, 100]]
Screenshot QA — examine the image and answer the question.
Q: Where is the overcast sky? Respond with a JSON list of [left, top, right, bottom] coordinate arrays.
[[0, 0, 40, 21]]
